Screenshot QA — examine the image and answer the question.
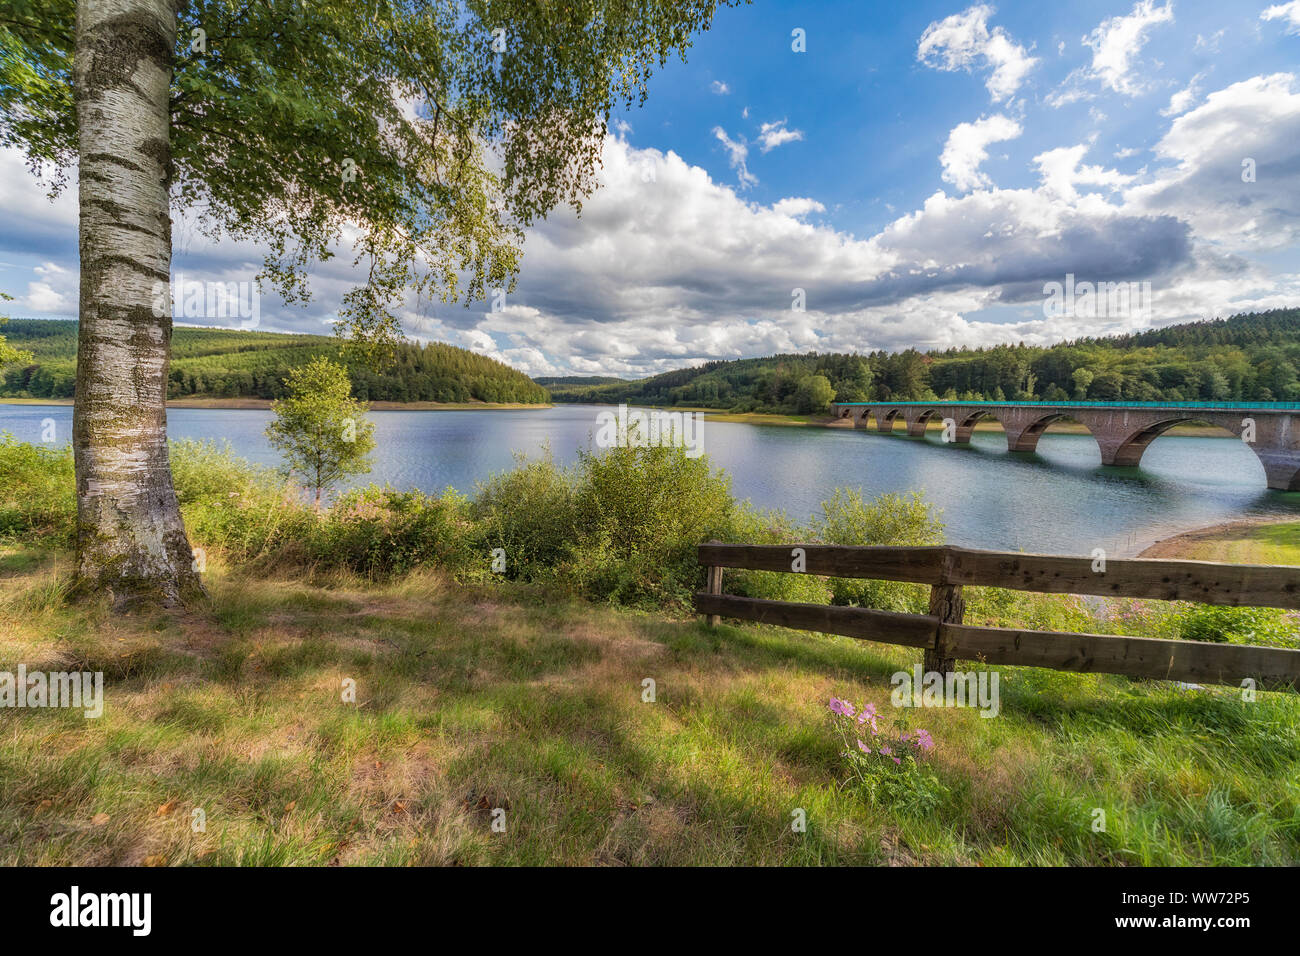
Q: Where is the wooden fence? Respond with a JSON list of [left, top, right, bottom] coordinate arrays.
[[695, 543, 1300, 692]]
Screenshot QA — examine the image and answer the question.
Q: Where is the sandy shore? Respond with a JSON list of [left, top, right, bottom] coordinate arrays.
[[1138, 517, 1291, 559]]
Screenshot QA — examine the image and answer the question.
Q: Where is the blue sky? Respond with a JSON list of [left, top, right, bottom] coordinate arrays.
[[3, 1, 1300, 377]]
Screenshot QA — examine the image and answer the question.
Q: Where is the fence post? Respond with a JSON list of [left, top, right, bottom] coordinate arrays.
[[704, 539, 723, 628], [924, 577, 964, 675]]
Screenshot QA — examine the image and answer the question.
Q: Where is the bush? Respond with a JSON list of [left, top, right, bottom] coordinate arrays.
[[316, 486, 477, 578], [0, 433, 74, 539], [566, 443, 735, 606], [812, 489, 943, 613], [724, 505, 832, 604], [1174, 604, 1298, 649], [471, 449, 578, 576]]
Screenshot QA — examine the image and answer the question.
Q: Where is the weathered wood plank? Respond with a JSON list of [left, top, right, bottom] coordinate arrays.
[[693, 592, 939, 649], [946, 547, 1300, 609], [695, 544, 946, 584], [942, 622, 1300, 691]]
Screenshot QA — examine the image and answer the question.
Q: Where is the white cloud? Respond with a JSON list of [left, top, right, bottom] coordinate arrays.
[[710, 80, 730, 95], [772, 197, 826, 219], [712, 126, 757, 188], [756, 119, 804, 153], [1126, 72, 1300, 250], [1082, 0, 1174, 96], [940, 114, 1022, 192], [1034, 145, 1134, 200], [1261, 2, 1300, 35], [916, 4, 1039, 102], [1161, 72, 1205, 116]]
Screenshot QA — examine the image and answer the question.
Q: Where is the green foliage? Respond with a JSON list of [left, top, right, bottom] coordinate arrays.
[[1174, 604, 1298, 649], [0, 0, 734, 353], [472, 449, 579, 574], [812, 489, 944, 612], [0, 319, 549, 403], [568, 443, 736, 606], [545, 309, 1300, 410], [266, 358, 377, 505], [0, 433, 74, 538]]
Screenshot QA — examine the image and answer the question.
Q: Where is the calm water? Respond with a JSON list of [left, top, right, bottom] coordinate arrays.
[[5, 403, 1298, 556]]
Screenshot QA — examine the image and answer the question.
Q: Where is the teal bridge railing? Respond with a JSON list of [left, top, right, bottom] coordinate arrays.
[[832, 400, 1300, 411]]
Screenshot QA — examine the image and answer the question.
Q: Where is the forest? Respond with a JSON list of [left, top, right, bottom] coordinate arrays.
[[0, 320, 550, 405], [544, 310, 1300, 412]]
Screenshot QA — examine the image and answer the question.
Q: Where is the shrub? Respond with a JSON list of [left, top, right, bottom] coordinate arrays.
[[812, 489, 943, 613], [319, 486, 477, 578], [0, 433, 74, 539], [1174, 604, 1298, 649], [471, 449, 578, 577], [724, 505, 833, 604], [566, 443, 735, 606]]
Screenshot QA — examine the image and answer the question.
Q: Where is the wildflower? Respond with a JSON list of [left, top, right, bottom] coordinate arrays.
[[857, 739, 871, 754], [856, 703, 878, 733], [879, 745, 892, 757], [912, 729, 935, 752], [829, 697, 855, 718]]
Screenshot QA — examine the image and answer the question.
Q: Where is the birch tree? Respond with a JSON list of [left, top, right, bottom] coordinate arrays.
[[0, 0, 734, 606]]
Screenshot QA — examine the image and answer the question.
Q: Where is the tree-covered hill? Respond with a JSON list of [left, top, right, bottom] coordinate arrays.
[[0, 320, 549, 404], [543, 309, 1300, 412]]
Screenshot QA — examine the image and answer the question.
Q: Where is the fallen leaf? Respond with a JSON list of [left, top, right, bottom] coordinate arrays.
[[91, 813, 110, 826], [284, 801, 297, 813], [156, 800, 177, 816]]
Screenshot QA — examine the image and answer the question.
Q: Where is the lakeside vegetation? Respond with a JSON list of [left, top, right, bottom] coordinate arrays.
[[545, 310, 1300, 413], [0, 320, 549, 406], [1, 434, 1297, 865]]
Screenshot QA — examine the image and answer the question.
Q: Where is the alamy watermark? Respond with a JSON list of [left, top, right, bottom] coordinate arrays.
[[594, 404, 704, 458], [151, 272, 260, 329], [1042, 274, 1151, 320], [891, 664, 1000, 718], [0, 666, 103, 718]]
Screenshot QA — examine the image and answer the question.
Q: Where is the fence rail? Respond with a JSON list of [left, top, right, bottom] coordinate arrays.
[[695, 543, 1300, 692]]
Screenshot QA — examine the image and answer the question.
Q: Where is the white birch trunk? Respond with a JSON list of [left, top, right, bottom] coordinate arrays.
[[72, 0, 201, 605]]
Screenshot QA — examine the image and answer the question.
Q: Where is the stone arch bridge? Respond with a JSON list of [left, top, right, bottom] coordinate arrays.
[[829, 401, 1300, 491]]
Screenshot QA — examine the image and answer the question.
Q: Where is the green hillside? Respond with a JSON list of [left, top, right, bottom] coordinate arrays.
[[543, 310, 1300, 412], [0, 320, 549, 404]]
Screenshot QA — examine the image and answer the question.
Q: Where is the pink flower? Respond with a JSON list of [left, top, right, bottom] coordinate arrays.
[[879, 745, 892, 757], [829, 697, 854, 717], [856, 703, 879, 733], [857, 739, 871, 754]]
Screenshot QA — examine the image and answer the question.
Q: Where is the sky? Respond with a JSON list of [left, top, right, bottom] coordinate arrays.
[[3, 0, 1300, 378]]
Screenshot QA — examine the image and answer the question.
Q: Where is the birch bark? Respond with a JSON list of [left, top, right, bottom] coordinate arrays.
[[72, 0, 200, 605]]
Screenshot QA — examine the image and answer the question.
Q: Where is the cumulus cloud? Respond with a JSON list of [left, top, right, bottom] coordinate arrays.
[[710, 80, 730, 94], [1034, 145, 1134, 200], [1126, 72, 1300, 249], [917, 4, 1039, 102], [1261, 1, 1300, 35], [1082, 0, 1174, 96], [940, 114, 1022, 192]]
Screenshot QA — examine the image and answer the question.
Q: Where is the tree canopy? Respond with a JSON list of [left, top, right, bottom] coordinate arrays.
[[0, 0, 735, 356]]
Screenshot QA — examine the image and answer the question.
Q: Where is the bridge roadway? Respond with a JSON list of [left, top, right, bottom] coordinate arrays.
[[829, 400, 1300, 491]]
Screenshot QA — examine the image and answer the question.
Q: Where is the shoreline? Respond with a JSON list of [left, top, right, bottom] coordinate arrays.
[[0, 397, 551, 411], [1138, 516, 1300, 564]]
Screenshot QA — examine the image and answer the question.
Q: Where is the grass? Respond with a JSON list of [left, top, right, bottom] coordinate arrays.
[[1143, 521, 1300, 566], [2, 541, 1297, 866]]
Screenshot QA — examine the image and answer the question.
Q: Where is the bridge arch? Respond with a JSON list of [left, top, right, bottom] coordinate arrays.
[[875, 406, 905, 433], [1002, 412, 1073, 453], [904, 407, 942, 438]]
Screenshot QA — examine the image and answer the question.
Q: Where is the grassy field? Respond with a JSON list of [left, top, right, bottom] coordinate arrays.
[[3, 541, 1297, 866]]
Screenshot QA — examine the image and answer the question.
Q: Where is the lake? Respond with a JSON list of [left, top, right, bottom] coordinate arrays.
[[5, 402, 1298, 556]]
